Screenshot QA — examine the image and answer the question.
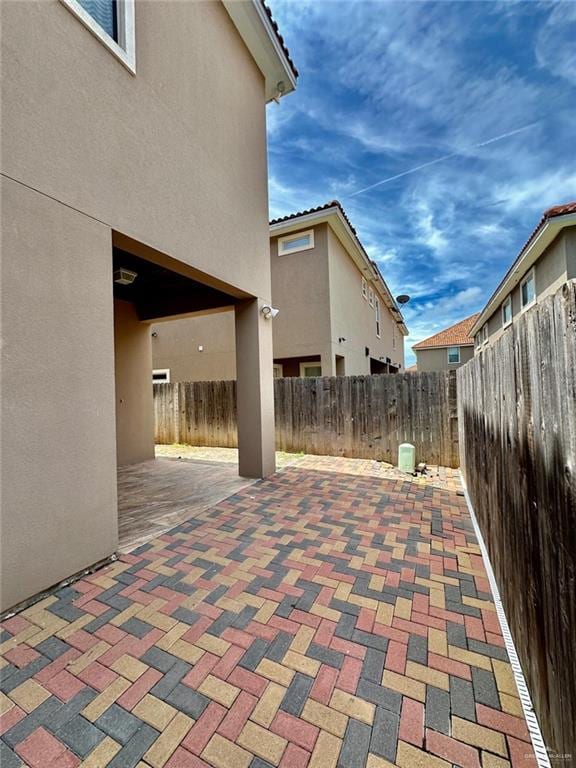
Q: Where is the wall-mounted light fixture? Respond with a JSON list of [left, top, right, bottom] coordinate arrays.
[[114, 268, 138, 285], [151, 332, 158, 338], [198, 345, 204, 352], [338, 337, 346, 343], [261, 305, 280, 319]]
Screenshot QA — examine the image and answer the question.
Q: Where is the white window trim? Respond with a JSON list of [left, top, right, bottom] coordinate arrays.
[[368, 287, 374, 307], [300, 362, 322, 377], [277, 229, 315, 256], [447, 346, 460, 364], [60, 0, 136, 74], [153, 369, 171, 383], [392, 325, 397, 350], [273, 363, 283, 378], [361, 277, 368, 300], [520, 267, 536, 312], [501, 294, 513, 328], [375, 298, 381, 338]]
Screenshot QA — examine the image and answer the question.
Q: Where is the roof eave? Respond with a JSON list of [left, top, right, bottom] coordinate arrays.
[[470, 212, 576, 336], [270, 208, 409, 335], [223, 0, 297, 103], [413, 342, 474, 351]]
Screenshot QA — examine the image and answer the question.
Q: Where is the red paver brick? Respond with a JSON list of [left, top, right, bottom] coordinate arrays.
[[182, 701, 227, 754], [271, 711, 319, 752], [3, 646, 40, 669], [217, 690, 258, 741], [227, 667, 268, 697], [356, 608, 375, 633], [1, 616, 32, 635], [76, 661, 119, 691], [212, 645, 245, 680], [182, 653, 219, 689], [392, 617, 428, 638], [314, 619, 337, 647], [507, 735, 536, 767], [221, 628, 254, 649], [289, 609, 321, 629], [464, 616, 486, 642], [476, 704, 531, 741], [329, 637, 366, 660], [426, 729, 481, 768], [117, 666, 163, 711], [336, 655, 362, 694], [486, 632, 505, 647], [35, 648, 81, 683], [0, 705, 26, 736], [66, 630, 100, 652], [94, 624, 127, 644], [372, 623, 410, 644], [44, 669, 87, 702], [428, 652, 472, 680], [15, 727, 68, 768], [280, 743, 311, 768], [398, 697, 424, 747], [181, 616, 213, 645], [385, 640, 408, 674], [246, 620, 279, 641], [310, 665, 338, 705]]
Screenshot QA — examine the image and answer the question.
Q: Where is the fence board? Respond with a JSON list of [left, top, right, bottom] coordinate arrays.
[[155, 371, 459, 467], [458, 279, 576, 759]]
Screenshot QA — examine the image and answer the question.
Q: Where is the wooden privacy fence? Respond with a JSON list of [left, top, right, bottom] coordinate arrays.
[[154, 370, 459, 467], [458, 280, 576, 759]]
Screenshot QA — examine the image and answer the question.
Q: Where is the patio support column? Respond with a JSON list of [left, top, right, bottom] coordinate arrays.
[[235, 298, 276, 478], [321, 348, 336, 377]]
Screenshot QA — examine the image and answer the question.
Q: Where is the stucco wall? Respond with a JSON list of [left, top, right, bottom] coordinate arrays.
[[1, 178, 118, 611], [114, 300, 155, 466], [327, 228, 404, 374], [1, 0, 270, 300], [153, 312, 236, 382], [480, 230, 573, 347], [416, 345, 474, 372]]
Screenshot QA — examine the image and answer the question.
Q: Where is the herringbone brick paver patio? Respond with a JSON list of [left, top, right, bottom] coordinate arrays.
[[0, 467, 535, 767]]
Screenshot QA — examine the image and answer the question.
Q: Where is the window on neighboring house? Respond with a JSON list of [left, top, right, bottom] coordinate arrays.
[[483, 325, 488, 344], [362, 277, 368, 300], [520, 269, 536, 310], [368, 287, 374, 307], [153, 369, 170, 383], [300, 362, 322, 377], [502, 295, 512, 327], [273, 364, 283, 378], [61, 0, 136, 72], [375, 298, 381, 338], [278, 229, 315, 256], [447, 346, 460, 364]]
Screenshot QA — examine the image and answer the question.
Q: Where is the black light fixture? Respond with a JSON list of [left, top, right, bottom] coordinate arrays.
[[338, 337, 346, 343]]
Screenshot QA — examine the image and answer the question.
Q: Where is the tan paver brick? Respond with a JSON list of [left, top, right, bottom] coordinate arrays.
[[198, 674, 240, 707], [448, 645, 492, 671], [452, 716, 507, 756], [301, 699, 348, 737], [396, 741, 452, 768], [405, 661, 449, 691], [9, 680, 50, 713], [329, 688, 375, 725], [78, 736, 122, 767], [133, 694, 178, 730], [250, 682, 286, 727], [237, 721, 287, 766], [144, 711, 193, 768], [202, 733, 252, 768], [382, 670, 426, 702], [481, 754, 511, 768], [282, 650, 320, 676], [111, 654, 149, 681], [308, 729, 342, 768], [82, 677, 131, 721], [492, 659, 519, 696], [256, 658, 295, 687]]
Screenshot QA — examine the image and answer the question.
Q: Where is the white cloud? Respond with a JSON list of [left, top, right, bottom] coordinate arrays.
[[536, 3, 576, 86]]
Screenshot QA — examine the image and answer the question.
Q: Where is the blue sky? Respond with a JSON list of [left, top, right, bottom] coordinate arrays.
[[266, 0, 576, 365]]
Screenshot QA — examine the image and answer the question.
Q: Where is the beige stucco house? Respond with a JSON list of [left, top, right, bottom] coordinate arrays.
[[1, 0, 297, 611], [152, 201, 408, 380], [471, 202, 576, 348], [412, 314, 479, 372]]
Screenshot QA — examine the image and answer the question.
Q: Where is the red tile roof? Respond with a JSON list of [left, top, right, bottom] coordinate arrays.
[[261, 1, 299, 79], [270, 200, 356, 232], [516, 201, 576, 263], [413, 313, 480, 350]]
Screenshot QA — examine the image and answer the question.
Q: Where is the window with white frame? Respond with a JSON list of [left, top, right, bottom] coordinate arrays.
[[447, 346, 460, 364], [277, 229, 315, 256], [375, 298, 381, 337], [502, 295, 512, 327], [273, 364, 283, 378], [152, 369, 170, 383], [520, 269, 535, 310], [60, 0, 136, 72], [368, 287, 374, 307], [362, 277, 368, 300], [392, 325, 396, 350], [300, 362, 322, 377]]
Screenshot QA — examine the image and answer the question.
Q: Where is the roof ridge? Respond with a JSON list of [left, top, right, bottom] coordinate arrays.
[[413, 312, 481, 350]]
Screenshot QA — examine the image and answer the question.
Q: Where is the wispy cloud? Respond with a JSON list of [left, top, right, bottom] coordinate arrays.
[[267, 0, 575, 365]]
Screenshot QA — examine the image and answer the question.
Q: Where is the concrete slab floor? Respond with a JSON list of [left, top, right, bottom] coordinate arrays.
[[1, 464, 536, 768]]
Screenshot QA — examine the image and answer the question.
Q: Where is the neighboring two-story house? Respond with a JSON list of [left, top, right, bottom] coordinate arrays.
[[1, 0, 296, 611], [412, 314, 479, 372], [152, 201, 407, 380], [471, 202, 576, 348]]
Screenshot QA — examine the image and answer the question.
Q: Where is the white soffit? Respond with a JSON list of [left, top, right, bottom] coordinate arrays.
[[223, 0, 297, 103]]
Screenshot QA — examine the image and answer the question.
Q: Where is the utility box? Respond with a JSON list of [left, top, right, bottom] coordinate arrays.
[[398, 443, 416, 474]]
